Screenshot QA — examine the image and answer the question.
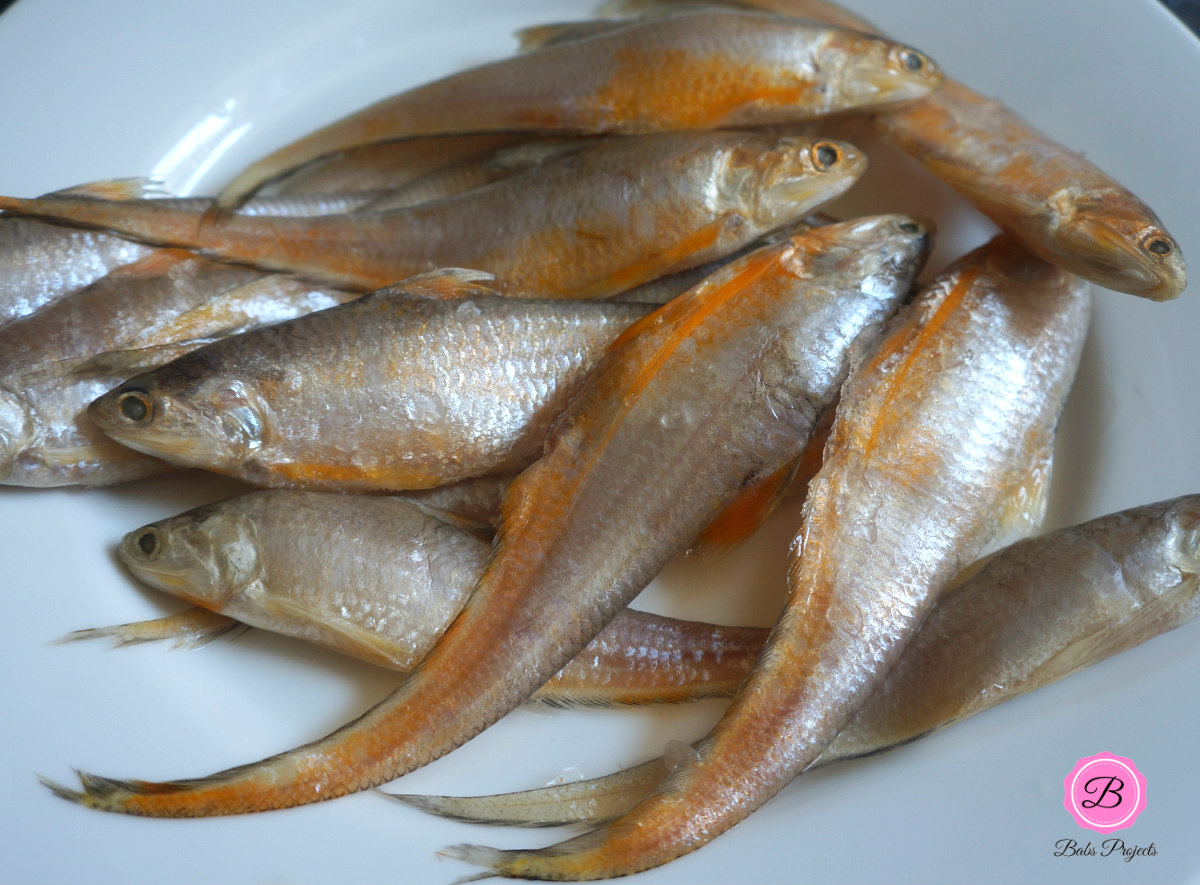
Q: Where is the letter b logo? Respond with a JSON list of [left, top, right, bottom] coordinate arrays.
[[1065, 754, 1146, 833]]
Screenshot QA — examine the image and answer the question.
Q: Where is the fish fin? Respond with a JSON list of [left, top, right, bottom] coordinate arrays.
[[487, 139, 601, 173], [991, 430, 1054, 542], [151, 275, 354, 342], [514, 20, 629, 53], [1022, 579, 1198, 694], [46, 177, 174, 201], [58, 339, 216, 381], [399, 498, 495, 542], [100, 248, 200, 279], [53, 608, 241, 650], [596, 0, 745, 18], [371, 268, 501, 302], [255, 594, 409, 669]]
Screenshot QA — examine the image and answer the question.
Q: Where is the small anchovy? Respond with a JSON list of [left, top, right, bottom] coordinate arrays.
[[614, 0, 1186, 299], [40, 215, 928, 818], [214, 8, 940, 207], [392, 495, 1200, 828], [0, 132, 865, 299], [86, 270, 654, 491], [71, 489, 763, 705], [456, 235, 1089, 880]]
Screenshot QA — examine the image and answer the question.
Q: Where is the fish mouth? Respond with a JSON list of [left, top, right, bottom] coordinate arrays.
[[848, 44, 944, 107], [1059, 216, 1182, 299], [763, 140, 867, 215]]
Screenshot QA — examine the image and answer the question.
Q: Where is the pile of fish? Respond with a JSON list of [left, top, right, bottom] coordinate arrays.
[[4, 0, 1195, 880]]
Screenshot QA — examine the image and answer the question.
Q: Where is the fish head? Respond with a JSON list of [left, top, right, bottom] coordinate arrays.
[[820, 33, 944, 110], [1047, 187, 1186, 300], [0, 385, 32, 481], [88, 363, 266, 472], [788, 213, 935, 289], [730, 136, 866, 228], [118, 502, 260, 609]]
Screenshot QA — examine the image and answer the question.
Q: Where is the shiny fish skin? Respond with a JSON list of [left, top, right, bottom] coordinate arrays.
[[215, 9, 940, 207], [265, 133, 532, 196], [399, 495, 1200, 828], [0, 218, 152, 329], [876, 79, 1186, 300], [0, 132, 865, 299], [624, 0, 1187, 299], [0, 187, 375, 331], [46, 215, 928, 818], [460, 235, 1089, 880], [0, 252, 263, 378], [105, 489, 764, 704], [0, 342, 202, 487], [87, 275, 654, 491], [1, 259, 355, 487]]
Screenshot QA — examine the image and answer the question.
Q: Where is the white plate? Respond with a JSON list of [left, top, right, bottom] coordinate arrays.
[[2, 1, 1199, 882]]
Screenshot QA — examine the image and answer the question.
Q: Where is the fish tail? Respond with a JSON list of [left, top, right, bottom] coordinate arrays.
[[382, 792, 564, 829]]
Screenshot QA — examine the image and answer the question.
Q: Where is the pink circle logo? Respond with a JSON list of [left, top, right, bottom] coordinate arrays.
[[1064, 753, 1147, 833]]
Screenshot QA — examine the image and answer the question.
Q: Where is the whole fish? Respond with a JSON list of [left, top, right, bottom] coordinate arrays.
[[87, 271, 654, 491], [43, 214, 930, 817], [214, 8, 940, 207], [0, 132, 863, 299], [610, 0, 1187, 299], [63, 489, 765, 706], [394, 495, 1200, 828], [453, 235, 1089, 879]]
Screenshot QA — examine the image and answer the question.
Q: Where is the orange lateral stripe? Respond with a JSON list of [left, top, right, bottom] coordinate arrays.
[[860, 264, 982, 457]]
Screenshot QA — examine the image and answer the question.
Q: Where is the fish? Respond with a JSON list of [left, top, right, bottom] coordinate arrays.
[[213, 8, 940, 206], [450, 235, 1089, 879], [41, 214, 929, 817], [65, 489, 765, 706], [1, 342, 206, 487], [263, 133, 532, 196], [1, 254, 356, 487], [0, 132, 865, 299], [0, 180, 385, 332], [393, 495, 1200, 828], [608, 0, 1187, 299], [86, 270, 655, 491]]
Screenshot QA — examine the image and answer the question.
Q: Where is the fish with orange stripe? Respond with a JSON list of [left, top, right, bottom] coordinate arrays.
[[450, 234, 1090, 879], [42, 214, 929, 817], [609, 0, 1186, 299], [0, 132, 863, 299], [212, 8, 941, 207]]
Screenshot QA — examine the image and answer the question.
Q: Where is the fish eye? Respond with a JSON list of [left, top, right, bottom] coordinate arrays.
[[1143, 234, 1174, 256], [898, 49, 925, 72], [117, 389, 153, 424], [811, 142, 841, 171], [135, 526, 162, 559], [898, 221, 922, 235]]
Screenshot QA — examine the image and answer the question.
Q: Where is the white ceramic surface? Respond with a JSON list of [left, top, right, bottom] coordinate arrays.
[[2, 1, 1198, 882]]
